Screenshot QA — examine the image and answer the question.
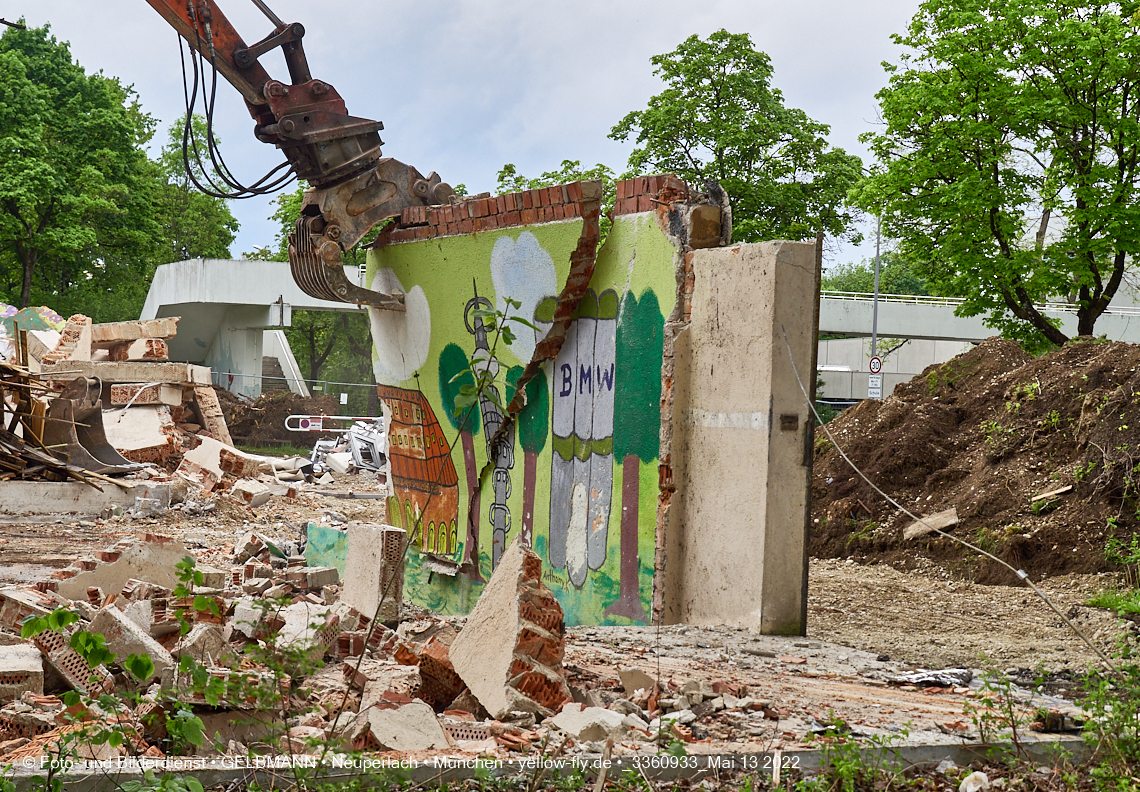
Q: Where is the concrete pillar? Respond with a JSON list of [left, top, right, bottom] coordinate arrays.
[[663, 241, 816, 634]]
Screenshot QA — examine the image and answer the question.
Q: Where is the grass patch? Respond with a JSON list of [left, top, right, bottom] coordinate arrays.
[[235, 442, 315, 458], [1086, 588, 1140, 615]]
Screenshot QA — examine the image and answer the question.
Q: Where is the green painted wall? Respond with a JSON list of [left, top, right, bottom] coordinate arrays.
[[365, 212, 676, 625]]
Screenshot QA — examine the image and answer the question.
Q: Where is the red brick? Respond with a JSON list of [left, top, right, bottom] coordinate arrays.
[[495, 196, 507, 214], [459, 218, 473, 234], [427, 208, 441, 226], [485, 214, 500, 230], [96, 551, 120, 563], [442, 205, 455, 224], [504, 193, 518, 212], [548, 185, 564, 205], [446, 222, 458, 236], [520, 208, 537, 224], [520, 191, 533, 210], [618, 179, 632, 199], [647, 175, 661, 194], [503, 210, 521, 226], [564, 203, 580, 218], [553, 204, 565, 220], [637, 194, 652, 212], [534, 188, 548, 207], [565, 181, 582, 202], [414, 227, 430, 240], [400, 207, 415, 225]]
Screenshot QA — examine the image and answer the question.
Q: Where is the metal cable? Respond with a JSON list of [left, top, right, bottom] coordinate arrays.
[[779, 325, 1118, 674]]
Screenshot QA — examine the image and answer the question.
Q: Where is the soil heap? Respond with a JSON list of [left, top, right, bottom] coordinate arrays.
[[213, 387, 341, 445], [812, 337, 1140, 584]]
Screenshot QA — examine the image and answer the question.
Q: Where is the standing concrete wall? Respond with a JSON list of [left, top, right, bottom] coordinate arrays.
[[662, 241, 816, 633]]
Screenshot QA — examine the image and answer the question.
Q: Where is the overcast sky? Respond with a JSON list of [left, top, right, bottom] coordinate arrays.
[[19, 0, 921, 266]]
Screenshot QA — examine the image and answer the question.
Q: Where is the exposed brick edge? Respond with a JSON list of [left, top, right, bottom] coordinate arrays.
[[376, 174, 689, 245], [612, 174, 690, 216]]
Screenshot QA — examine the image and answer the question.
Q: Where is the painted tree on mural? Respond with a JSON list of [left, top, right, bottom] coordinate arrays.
[[605, 290, 663, 622], [439, 343, 484, 580], [506, 365, 549, 548]]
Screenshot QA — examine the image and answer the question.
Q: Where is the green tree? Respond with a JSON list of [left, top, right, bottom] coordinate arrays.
[[439, 342, 483, 581], [506, 366, 549, 548], [153, 115, 238, 265], [0, 23, 159, 316], [821, 252, 929, 296], [610, 30, 862, 244], [604, 289, 663, 623], [856, 0, 1140, 350]]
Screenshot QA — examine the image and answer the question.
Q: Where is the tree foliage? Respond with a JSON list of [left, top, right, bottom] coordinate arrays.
[[0, 24, 237, 322], [613, 290, 664, 462], [856, 0, 1140, 350], [821, 252, 930, 296], [610, 30, 862, 245]]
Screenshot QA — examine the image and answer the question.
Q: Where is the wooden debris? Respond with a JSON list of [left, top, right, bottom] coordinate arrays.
[[903, 507, 959, 541]]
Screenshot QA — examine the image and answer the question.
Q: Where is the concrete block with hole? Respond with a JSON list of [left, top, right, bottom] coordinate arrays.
[[89, 606, 173, 684], [341, 522, 405, 623], [0, 645, 44, 700]]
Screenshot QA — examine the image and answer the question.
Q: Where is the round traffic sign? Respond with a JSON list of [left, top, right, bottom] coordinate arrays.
[[869, 356, 882, 374]]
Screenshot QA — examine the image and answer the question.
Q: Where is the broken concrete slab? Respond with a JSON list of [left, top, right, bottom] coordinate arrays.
[[172, 623, 227, 667], [56, 536, 188, 601], [449, 536, 571, 720], [903, 507, 959, 541], [39, 360, 211, 386], [341, 523, 405, 623], [192, 386, 233, 446], [89, 606, 174, 685], [619, 668, 656, 696], [176, 436, 260, 491], [361, 700, 449, 751], [103, 406, 180, 467], [31, 628, 113, 695], [90, 317, 179, 345], [549, 704, 625, 742], [229, 480, 272, 508], [276, 602, 339, 658], [0, 481, 172, 517], [41, 315, 92, 363], [305, 567, 339, 590], [0, 645, 44, 700], [108, 383, 183, 407]]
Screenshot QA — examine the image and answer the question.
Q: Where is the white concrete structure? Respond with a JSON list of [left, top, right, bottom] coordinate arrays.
[[820, 291, 1140, 343], [818, 337, 973, 401], [140, 259, 363, 398]]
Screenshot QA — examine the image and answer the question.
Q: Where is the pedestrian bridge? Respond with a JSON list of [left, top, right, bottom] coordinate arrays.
[[819, 291, 1140, 343]]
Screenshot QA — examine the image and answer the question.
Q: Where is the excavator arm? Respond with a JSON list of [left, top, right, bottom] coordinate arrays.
[[144, 0, 456, 309]]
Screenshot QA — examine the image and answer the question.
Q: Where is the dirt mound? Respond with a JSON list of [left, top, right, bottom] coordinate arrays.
[[215, 387, 340, 445], [812, 337, 1140, 584]]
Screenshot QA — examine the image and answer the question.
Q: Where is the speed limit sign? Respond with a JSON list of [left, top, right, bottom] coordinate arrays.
[[869, 356, 882, 374]]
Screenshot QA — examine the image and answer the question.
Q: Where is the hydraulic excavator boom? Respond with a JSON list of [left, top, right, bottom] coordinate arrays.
[[144, 0, 456, 309]]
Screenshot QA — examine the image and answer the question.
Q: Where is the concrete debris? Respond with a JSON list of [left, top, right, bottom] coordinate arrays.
[[88, 607, 173, 685], [549, 703, 626, 742], [359, 700, 450, 751], [341, 523, 405, 623], [449, 536, 571, 720], [0, 646, 44, 700]]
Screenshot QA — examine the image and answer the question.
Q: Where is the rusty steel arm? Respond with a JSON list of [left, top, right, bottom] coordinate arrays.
[[144, 0, 456, 309]]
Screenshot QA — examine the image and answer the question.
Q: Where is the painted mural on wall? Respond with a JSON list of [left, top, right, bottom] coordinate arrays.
[[366, 214, 674, 625]]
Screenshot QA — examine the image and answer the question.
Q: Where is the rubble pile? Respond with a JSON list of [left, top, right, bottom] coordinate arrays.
[[0, 531, 821, 763], [813, 338, 1140, 582]]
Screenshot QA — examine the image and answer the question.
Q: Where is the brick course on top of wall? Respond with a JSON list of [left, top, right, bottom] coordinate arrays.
[[377, 174, 690, 245]]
